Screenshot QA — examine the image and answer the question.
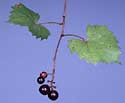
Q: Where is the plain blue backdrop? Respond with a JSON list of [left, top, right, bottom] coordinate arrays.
[[0, 0, 125, 103]]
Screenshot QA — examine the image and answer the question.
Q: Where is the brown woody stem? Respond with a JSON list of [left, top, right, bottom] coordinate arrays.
[[49, 0, 85, 88], [49, 0, 67, 88]]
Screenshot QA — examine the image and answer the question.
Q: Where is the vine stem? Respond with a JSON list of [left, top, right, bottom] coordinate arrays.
[[49, 0, 67, 87], [49, 0, 85, 87]]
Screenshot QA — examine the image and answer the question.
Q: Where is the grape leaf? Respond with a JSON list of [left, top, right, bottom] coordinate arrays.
[[8, 3, 40, 26], [68, 25, 121, 64], [28, 24, 50, 40], [8, 3, 50, 40]]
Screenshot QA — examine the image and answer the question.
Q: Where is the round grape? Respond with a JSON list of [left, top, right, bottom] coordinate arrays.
[[48, 90, 59, 101], [37, 77, 45, 84], [39, 84, 50, 95]]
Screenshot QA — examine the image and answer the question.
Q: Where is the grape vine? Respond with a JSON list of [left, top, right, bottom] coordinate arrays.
[[8, 0, 121, 101]]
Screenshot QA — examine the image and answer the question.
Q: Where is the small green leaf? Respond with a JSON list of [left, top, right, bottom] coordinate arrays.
[[68, 25, 121, 64], [28, 24, 50, 40], [8, 3, 40, 26], [8, 3, 50, 40]]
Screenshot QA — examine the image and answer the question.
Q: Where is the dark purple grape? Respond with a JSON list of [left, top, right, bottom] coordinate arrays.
[[39, 84, 50, 95], [48, 90, 59, 101], [37, 77, 45, 84]]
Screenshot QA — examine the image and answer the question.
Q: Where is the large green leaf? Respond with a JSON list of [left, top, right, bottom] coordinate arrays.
[[68, 25, 121, 64], [8, 3, 50, 40]]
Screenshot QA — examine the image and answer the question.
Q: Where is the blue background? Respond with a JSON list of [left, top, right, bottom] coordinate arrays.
[[0, 0, 125, 103]]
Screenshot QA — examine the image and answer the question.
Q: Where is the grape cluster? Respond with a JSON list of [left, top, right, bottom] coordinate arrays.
[[37, 71, 59, 101]]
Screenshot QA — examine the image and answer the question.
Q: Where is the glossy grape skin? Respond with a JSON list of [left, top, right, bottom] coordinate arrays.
[[48, 90, 59, 101], [37, 76, 45, 84], [39, 84, 50, 95]]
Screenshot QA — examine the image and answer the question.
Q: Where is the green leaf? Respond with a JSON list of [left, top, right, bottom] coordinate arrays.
[[68, 25, 121, 64], [28, 24, 50, 40], [8, 3, 50, 40], [8, 3, 40, 26]]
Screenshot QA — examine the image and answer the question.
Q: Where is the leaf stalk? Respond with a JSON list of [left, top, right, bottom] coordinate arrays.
[[40, 22, 63, 25]]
